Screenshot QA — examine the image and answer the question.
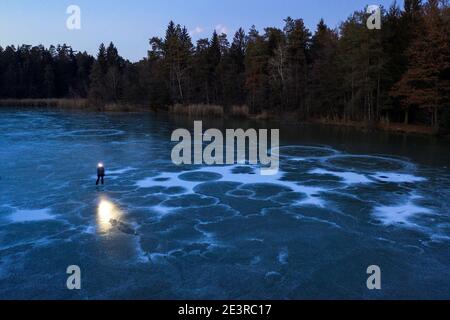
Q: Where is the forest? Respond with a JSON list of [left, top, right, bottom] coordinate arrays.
[[0, 0, 449, 131]]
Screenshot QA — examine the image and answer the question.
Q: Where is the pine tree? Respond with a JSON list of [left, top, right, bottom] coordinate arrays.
[[245, 26, 270, 112], [266, 27, 287, 111], [309, 20, 341, 118], [88, 44, 109, 103], [219, 28, 247, 107], [283, 17, 311, 114], [97, 43, 108, 74], [156, 21, 193, 104], [192, 38, 211, 103], [208, 31, 222, 104], [105, 43, 124, 101]]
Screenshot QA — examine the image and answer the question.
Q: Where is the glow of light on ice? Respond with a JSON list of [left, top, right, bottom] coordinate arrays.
[[97, 199, 121, 233]]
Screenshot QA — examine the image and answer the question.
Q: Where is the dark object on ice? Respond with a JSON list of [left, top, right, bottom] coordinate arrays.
[[110, 219, 137, 236], [96, 163, 105, 185]]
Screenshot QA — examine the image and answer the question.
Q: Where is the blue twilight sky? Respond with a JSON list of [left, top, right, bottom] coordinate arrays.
[[0, 0, 397, 62]]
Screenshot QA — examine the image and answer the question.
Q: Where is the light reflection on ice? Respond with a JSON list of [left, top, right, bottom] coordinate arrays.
[[97, 199, 123, 233]]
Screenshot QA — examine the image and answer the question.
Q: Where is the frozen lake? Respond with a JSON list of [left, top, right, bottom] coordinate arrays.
[[0, 110, 449, 299]]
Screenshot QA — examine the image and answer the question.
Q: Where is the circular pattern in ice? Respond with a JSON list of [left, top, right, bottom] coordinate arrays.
[[178, 171, 223, 182], [323, 155, 414, 172], [58, 129, 125, 137], [227, 189, 255, 198], [279, 146, 339, 160]]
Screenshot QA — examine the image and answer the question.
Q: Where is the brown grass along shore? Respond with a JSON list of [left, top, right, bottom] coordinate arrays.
[[1, 99, 446, 137]]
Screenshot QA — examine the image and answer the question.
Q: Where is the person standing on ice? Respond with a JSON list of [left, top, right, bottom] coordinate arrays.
[[96, 163, 105, 185]]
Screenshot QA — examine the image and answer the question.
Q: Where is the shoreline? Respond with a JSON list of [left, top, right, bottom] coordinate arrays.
[[1, 99, 448, 139], [306, 118, 446, 137], [0, 99, 153, 112]]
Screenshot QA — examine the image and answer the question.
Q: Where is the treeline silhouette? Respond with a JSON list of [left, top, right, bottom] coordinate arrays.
[[0, 0, 449, 129]]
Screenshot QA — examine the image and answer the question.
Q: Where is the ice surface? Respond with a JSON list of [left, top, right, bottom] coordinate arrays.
[[0, 110, 449, 300]]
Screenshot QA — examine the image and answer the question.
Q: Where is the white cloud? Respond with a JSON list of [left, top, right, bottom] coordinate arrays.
[[190, 26, 204, 36], [215, 24, 228, 34]]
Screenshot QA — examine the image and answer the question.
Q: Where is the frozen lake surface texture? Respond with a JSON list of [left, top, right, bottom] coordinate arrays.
[[0, 110, 449, 299]]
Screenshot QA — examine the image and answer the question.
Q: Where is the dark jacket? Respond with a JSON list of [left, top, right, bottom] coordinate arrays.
[[97, 167, 105, 177]]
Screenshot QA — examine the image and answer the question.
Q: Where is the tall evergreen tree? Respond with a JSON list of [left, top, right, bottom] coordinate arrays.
[[219, 28, 247, 107], [245, 26, 270, 112], [309, 20, 341, 118], [283, 17, 311, 114]]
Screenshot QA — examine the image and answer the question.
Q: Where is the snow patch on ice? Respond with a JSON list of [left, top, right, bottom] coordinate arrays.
[[108, 167, 136, 175], [278, 248, 289, 265], [371, 172, 427, 183], [373, 196, 432, 226], [135, 165, 328, 207], [309, 168, 372, 184], [7, 208, 54, 223], [136, 172, 199, 193]]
